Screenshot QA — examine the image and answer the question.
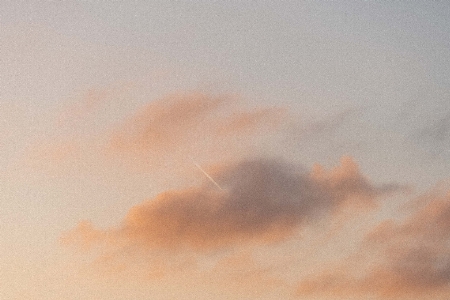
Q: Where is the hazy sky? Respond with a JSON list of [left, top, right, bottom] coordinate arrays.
[[1, 2, 450, 299]]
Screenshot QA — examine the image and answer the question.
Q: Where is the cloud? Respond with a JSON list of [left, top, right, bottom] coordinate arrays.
[[297, 187, 450, 298], [424, 113, 450, 141], [301, 108, 358, 137], [109, 92, 284, 156], [283, 107, 359, 146], [398, 92, 450, 158], [110, 92, 226, 153], [216, 107, 285, 135], [26, 89, 287, 178], [365, 189, 450, 293], [63, 156, 402, 254]]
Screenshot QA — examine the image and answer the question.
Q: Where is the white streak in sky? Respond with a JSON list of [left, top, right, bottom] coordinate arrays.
[[191, 159, 223, 190]]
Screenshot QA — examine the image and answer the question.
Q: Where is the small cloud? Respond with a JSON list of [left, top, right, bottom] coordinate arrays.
[[398, 92, 450, 158], [301, 108, 358, 137], [110, 92, 227, 153], [216, 107, 286, 136], [61, 220, 103, 251], [417, 113, 450, 152]]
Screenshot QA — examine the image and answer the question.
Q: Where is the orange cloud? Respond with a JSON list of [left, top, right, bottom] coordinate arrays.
[[297, 187, 450, 298], [26, 89, 288, 179], [110, 92, 226, 152], [107, 92, 286, 168], [64, 157, 402, 254], [365, 190, 450, 293]]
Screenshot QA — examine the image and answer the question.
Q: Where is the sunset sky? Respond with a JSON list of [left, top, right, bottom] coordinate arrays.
[[1, 2, 450, 299]]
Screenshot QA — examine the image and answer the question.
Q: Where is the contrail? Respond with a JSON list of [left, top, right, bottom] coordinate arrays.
[[191, 159, 223, 190]]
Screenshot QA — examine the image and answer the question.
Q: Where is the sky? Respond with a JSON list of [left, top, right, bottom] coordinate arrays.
[[1, 1, 450, 299]]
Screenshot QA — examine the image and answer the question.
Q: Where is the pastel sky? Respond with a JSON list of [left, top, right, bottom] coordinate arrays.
[[1, 2, 450, 299]]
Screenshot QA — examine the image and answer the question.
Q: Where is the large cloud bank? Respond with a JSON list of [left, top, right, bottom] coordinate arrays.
[[63, 157, 401, 252]]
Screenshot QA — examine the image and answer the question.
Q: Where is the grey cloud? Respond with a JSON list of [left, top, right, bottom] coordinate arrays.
[[64, 157, 403, 252], [419, 113, 450, 143]]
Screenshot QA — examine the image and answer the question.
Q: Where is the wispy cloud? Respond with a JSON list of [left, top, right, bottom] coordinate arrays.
[[216, 107, 285, 135], [398, 91, 450, 158], [26, 89, 286, 178], [299, 108, 358, 137], [109, 92, 227, 153], [76, 91, 293, 188], [416, 113, 450, 156], [108, 92, 285, 163]]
